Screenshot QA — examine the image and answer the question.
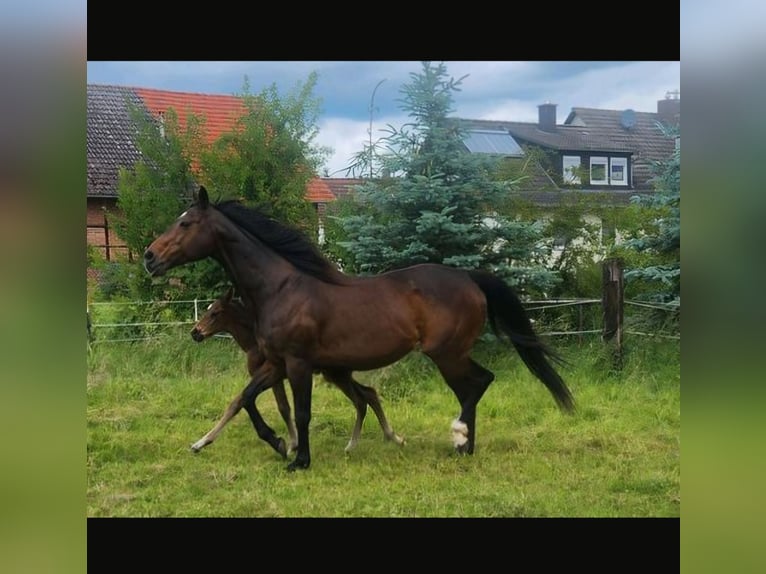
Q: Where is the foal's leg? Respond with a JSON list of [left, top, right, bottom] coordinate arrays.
[[430, 355, 495, 455], [271, 382, 298, 453], [320, 368, 367, 452], [322, 368, 404, 452], [190, 365, 284, 455], [241, 362, 291, 459], [190, 392, 246, 453], [190, 372, 296, 455]]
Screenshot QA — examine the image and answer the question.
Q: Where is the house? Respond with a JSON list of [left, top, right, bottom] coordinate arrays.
[[562, 92, 680, 190], [456, 93, 679, 254], [457, 92, 680, 202], [87, 84, 336, 263]]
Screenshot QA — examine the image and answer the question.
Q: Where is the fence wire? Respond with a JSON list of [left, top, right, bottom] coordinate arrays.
[[87, 297, 679, 345]]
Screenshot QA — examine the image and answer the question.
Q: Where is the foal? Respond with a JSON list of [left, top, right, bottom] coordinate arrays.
[[190, 287, 405, 456]]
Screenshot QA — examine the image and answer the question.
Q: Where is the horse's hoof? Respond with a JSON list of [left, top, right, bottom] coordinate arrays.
[[286, 458, 310, 472], [384, 432, 404, 445], [190, 441, 206, 453], [276, 438, 288, 460], [454, 442, 472, 455]]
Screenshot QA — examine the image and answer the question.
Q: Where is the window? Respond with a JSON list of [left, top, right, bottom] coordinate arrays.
[[610, 157, 628, 186], [590, 156, 608, 185], [562, 155, 581, 184]]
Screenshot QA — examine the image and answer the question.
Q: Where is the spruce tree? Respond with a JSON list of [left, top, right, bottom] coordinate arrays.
[[336, 61, 558, 294], [623, 123, 680, 305]]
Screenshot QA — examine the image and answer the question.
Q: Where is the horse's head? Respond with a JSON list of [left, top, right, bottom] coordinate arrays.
[[144, 186, 218, 277], [190, 286, 237, 342]]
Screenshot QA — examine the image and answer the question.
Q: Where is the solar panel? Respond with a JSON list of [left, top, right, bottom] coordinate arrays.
[[463, 129, 524, 156]]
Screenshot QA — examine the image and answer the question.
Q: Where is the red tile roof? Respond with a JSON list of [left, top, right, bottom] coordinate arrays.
[[133, 87, 247, 145], [88, 84, 335, 204], [134, 86, 335, 203], [305, 179, 337, 203]]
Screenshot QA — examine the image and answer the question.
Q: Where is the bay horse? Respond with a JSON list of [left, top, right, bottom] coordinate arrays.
[[190, 286, 404, 456], [144, 186, 575, 471]]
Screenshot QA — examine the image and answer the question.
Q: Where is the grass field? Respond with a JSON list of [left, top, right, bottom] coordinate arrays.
[[86, 331, 679, 517]]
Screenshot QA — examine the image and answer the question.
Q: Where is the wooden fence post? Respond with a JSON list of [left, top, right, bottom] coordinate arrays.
[[103, 213, 111, 262], [602, 257, 624, 367]]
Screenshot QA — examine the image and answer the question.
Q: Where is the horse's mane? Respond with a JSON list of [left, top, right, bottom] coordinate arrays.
[[214, 200, 343, 284]]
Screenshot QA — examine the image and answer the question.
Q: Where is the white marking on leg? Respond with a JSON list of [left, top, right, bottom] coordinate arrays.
[[191, 436, 211, 452], [451, 419, 469, 448], [345, 418, 363, 453]]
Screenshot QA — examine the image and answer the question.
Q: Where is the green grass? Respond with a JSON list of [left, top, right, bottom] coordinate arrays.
[[87, 332, 680, 517]]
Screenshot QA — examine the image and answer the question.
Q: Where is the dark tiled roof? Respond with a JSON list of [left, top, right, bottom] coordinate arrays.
[[87, 84, 147, 197], [564, 107, 677, 189], [323, 178, 364, 199], [456, 118, 631, 153], [500, 156, 559, 191]]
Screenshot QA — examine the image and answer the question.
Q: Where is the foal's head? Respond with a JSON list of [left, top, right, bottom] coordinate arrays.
[[143, 186, 218, 277], [190, 287, 242, 342]]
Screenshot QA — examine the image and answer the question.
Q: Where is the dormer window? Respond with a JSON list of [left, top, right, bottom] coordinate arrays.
[[562, 155, 581, 184], [609, 157, 628, 186], [590, 157, 608, 185]]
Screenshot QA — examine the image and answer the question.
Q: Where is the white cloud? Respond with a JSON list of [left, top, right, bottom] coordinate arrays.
[[316, 117, 374, 177], [534, 62, 680, 119], [458, 99, 539, 123], [317, 113, 410, 177]]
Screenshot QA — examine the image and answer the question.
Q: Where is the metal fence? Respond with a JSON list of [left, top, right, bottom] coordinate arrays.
[[87, 297, 679, 345]]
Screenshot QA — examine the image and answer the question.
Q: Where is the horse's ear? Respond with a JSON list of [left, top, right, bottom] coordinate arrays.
[[197, 186, 209, 209], [224, 286, 235, 302]]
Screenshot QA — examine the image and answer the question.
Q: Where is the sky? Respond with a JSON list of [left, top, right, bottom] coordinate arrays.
[[86, 61, 681, 177]]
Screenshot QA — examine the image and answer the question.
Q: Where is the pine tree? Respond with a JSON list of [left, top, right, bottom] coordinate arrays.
[[335, 61, 558, 294]]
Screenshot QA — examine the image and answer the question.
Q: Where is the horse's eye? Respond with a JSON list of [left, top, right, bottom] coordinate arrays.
[[179, 221, 191, 228]]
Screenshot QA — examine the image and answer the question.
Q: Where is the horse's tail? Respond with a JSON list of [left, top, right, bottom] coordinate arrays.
[[468, 270, 575, 414]]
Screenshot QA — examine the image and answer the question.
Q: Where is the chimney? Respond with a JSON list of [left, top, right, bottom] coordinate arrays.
[[538, 102, 557, 132], [657, 90, 680, 124]]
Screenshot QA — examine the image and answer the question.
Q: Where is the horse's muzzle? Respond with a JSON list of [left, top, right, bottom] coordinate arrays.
[[143, 250, 166, 276], [190, 328, 205, 342]]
